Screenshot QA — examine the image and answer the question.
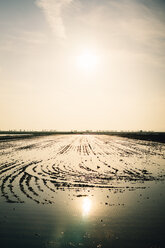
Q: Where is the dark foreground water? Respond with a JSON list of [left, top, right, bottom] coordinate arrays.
[[0, 181, 165, 248], [0, 135, 165, 247]]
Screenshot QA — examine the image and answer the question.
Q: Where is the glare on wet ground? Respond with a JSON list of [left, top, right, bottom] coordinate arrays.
[[0, 135, 165, 247]]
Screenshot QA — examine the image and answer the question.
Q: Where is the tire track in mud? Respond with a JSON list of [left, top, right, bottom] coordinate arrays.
[[0, 135, 164, 204]]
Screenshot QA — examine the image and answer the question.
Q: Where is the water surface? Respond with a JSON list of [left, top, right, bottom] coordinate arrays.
[[0, 135, 164, 247]]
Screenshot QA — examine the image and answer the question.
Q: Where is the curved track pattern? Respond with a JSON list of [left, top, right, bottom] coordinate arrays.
[[0, 135, 165, 204]]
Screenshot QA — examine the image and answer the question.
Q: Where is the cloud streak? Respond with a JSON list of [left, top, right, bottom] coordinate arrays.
[[36, 0, 73, 39]]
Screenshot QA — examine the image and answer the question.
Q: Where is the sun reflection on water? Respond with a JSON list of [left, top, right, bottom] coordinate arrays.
[[82, 197, 92, 217]]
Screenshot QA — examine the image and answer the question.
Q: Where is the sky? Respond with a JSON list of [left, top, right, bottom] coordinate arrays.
[[0, 0, 165, 131]]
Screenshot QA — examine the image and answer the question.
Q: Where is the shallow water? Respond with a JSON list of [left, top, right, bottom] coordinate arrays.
[[0, 135, 165, 247]]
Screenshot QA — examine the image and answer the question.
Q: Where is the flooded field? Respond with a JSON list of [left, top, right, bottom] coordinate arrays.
[[0, 134, 165, 248]]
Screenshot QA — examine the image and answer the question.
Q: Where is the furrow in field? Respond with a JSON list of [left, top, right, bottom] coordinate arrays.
[[0, 134, 164, 204]]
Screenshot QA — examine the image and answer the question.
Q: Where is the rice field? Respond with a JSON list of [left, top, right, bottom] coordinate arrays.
[[0, 134, 165, 248]]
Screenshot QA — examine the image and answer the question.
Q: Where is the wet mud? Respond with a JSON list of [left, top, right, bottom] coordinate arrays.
[[0, 135, 164, 204]]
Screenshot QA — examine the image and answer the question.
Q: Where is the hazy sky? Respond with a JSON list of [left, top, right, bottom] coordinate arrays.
[[0, 0, 165, 131]]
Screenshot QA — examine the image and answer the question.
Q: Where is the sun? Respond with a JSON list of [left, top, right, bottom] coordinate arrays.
[[76, 49, 99, 72]]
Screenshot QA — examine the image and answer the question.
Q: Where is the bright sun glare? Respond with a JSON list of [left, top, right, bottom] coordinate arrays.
[[82, 197, 92, 216], [76, 50, 99, 71]]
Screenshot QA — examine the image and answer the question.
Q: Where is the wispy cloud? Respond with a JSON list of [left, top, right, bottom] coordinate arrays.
[[36, 0, 73, 39]]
